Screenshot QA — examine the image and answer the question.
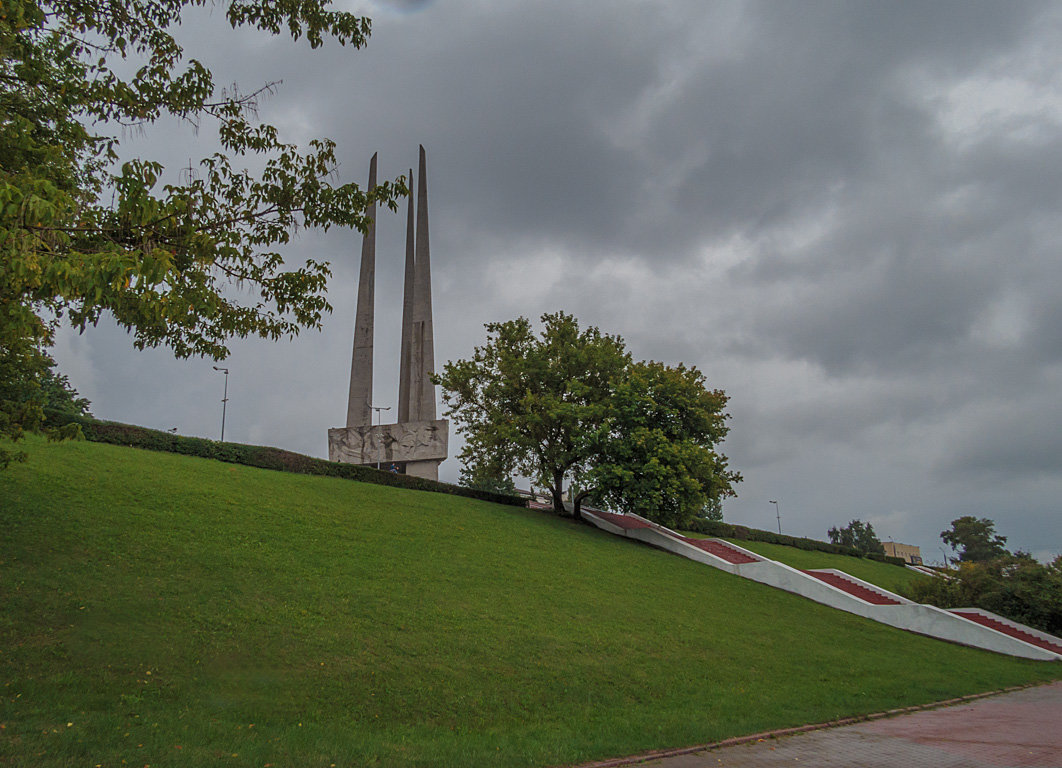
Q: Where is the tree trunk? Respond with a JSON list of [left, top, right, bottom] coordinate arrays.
[[572, 489, 592, 523], [550, 470, 566, 516]]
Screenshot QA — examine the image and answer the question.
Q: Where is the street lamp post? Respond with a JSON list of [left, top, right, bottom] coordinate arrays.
[[769, 500, 781, 534], [212, 366, 229, 442], [939, 546, 950, 569], [370, 405, 391, 469]]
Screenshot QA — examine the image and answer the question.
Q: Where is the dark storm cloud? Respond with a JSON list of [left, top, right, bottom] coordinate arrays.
[[49, 0, 1062, 561]]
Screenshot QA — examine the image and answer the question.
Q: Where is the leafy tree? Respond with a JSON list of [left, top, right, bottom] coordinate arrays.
[[701, 496, 725, 522], [588, 360, 740, 529], [906, 554, 1062, 636], [827, 519, 885, 556], [437, 314, 741, 525], [458, 462, 516, 497], [941, 516, 1009, 563], [0, 343, 80, 467], [38, 366, 91, 418], [1, 0, 403, 466], [437, 312, 630, 519]]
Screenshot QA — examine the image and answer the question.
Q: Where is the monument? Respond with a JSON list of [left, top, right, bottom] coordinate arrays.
[[328, 146, 448, 480]]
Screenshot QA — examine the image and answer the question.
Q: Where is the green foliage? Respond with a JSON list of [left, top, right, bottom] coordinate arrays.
[[828, 519, 886, 556], [0, 342, 85, 467], [701, 496, 725, 522], [867, 552, 909, 567], [437, 313, 740, 525], [437, 311, 630, 517], [907, 555, 1062, 636], [589, 360, 740, 529], [2, 437, 1058, 768], [941, 516, 1010, 562], [38, 365, 91, 416], [458, 461, 517, 496], [1, 0, 403, 463], [43, 410, 525, 507]]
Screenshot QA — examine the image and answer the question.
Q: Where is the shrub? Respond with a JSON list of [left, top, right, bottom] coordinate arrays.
[[827, 519, 885, 555], [865, 552, 907, 566], [906, 555, 1062, 636]]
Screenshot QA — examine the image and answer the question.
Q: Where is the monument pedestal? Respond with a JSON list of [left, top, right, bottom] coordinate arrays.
[[328, 419, 448, 481]]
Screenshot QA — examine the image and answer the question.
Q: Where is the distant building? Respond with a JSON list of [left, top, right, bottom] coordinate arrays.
[[883, 541, 923, 565]]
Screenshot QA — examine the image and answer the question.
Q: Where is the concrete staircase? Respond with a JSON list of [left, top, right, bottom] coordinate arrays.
[[949, 609, 1062, 656], [582, 508, 1062, 662], [800, 569, 904, 605]]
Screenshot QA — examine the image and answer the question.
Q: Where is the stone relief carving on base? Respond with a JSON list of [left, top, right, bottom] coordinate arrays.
[[328, 419, 448, 465]]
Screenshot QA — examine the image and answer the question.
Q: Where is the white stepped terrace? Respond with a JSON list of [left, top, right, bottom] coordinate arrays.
[[582, 508, 1062, 662]]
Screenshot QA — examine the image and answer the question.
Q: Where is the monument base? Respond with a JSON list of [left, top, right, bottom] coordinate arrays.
[[328, 419, 448, 477]]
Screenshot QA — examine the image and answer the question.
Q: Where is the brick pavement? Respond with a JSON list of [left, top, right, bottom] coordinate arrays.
[[626, 681, 1062, 768]]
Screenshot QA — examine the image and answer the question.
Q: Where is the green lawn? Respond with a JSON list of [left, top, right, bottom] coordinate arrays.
[[2, 437, 1058, 768], [682, 534, 928, 595]]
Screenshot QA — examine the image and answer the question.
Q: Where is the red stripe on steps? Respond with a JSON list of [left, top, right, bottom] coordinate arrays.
[[950, 611, 1062, 655], [800, 570, 902, 605]]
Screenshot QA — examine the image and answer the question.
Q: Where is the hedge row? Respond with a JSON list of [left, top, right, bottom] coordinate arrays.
[[43, 411, 527, 508], [687, 518, 908, 567], [866, 551, 909, 567]]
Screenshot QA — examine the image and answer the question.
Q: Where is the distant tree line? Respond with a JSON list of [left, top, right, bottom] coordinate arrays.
[[827, 520, 885, 556]]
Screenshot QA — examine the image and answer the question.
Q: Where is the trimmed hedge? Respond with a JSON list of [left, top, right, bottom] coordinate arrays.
[[43, 411, 527, 508], [866, 551, 908, 567], [687, 518, 908, 567]]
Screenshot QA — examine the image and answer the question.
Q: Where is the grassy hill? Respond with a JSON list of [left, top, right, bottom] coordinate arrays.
[[1, 437, 1058, 768]]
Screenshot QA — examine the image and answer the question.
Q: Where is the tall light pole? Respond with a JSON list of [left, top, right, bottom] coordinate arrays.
[[370, 405, 391, 469], [212, 366, 229, 442], [769, 500, 781, 534]]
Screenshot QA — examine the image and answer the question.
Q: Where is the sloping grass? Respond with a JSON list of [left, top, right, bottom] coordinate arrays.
[[730, 539, 928, 594], [1, 437, 1058, 768], [682, 534, 928, 594]]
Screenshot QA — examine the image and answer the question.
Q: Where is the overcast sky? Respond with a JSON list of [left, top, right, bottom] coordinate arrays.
[[51, 0, 1062, 563]]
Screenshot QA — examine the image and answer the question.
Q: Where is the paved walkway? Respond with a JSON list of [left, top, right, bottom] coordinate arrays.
[[629, 682, 1062, 768]]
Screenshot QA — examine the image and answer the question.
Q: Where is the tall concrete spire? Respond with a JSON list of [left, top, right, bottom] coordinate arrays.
[[345, 152, 377, 428], [397, 167, 415, 424], [409, 145, 437, 422], [330, 147, 446, 483]]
